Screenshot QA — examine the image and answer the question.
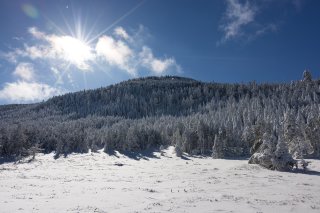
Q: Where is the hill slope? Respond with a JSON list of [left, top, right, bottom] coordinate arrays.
[[0, 75, 320, 164]]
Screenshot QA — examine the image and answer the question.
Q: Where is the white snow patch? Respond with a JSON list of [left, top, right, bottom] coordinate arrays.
[[0, 147, 319, 212]]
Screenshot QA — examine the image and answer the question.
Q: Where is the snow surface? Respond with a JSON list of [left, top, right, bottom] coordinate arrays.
[[0, 146, 320, 213]]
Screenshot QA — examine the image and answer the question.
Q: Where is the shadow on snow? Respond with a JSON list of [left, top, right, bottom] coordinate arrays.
[[106, 148, 161, 161]]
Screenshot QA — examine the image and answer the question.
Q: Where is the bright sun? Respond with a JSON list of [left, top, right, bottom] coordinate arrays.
[[52, 35, 94, 70]]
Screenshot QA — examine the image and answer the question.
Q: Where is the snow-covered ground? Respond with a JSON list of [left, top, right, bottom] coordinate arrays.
[[0, 147, 319, 213]]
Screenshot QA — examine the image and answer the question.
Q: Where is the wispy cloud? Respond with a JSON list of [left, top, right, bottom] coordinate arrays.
[[2, 48, 26, 63], [0, 63, 63, 103], [0, 25, 180, 103], [254, 23, 278, 37], [28, 27, 95, 70], [51, 67, 64, 85], [13, 62, 35, 81], [219, 0, 285, 44], [96, 35, 135, 75], [3, 27, 95, 71], [220, 0, 256, 42], [139, 47, 180, 75], [0, 80, 62, 103], [292, 0, 304, 11], [4, 26, 180, 76], [95, 27, 180, 76], [114, 26, 130, 40], [29, 27, 46, 40]]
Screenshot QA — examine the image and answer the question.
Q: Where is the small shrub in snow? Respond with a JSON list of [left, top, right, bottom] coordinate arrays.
[[299, 159, 309, 171]]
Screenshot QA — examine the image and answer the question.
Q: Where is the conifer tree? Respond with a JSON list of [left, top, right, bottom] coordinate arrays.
[[271, 135, 296, 171]]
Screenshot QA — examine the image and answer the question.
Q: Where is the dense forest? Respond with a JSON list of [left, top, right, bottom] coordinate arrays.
[[1, 71, 320, 170]]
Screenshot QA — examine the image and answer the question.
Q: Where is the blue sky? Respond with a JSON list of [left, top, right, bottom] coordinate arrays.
[[0, 0, 319, 104]]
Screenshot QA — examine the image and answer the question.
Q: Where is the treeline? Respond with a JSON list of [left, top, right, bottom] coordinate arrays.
[[0, 72, 320, 170]]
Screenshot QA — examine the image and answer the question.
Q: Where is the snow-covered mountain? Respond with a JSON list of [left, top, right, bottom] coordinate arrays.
[[1, 73, 320, 168]]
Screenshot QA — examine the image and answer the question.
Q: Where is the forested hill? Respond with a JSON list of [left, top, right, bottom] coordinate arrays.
[[42, 76, 210, 118], [1, 75, 250, 119], [0, 74, 315, 121], [38, 75, 258, 119], [3, 75, 317, 120], [1, 72, 320, 169]]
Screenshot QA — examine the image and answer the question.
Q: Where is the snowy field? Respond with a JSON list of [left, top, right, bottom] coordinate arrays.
[[0, 147, 320, 213]]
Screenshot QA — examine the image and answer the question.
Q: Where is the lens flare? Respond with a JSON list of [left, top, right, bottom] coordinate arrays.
[[22, 4, 39, 19]]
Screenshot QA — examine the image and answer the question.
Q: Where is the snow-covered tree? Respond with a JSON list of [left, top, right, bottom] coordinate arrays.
[[284, 111, 313, 159], [248, 131, 277, 169], [175, 142, 183, 157], [1, 73, 320, 164], [303, 69, 312, 82], [305, 115, 320, 158], [271, 135, 296, 171], [212, 129, 226, 159]]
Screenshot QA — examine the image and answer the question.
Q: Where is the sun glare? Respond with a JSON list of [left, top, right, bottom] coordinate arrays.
[[52, 35, 94, 70], [37, 1, 145, 77]]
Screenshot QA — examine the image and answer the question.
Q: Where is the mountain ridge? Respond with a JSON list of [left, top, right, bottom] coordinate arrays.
[[1, 73, 320, 168]]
